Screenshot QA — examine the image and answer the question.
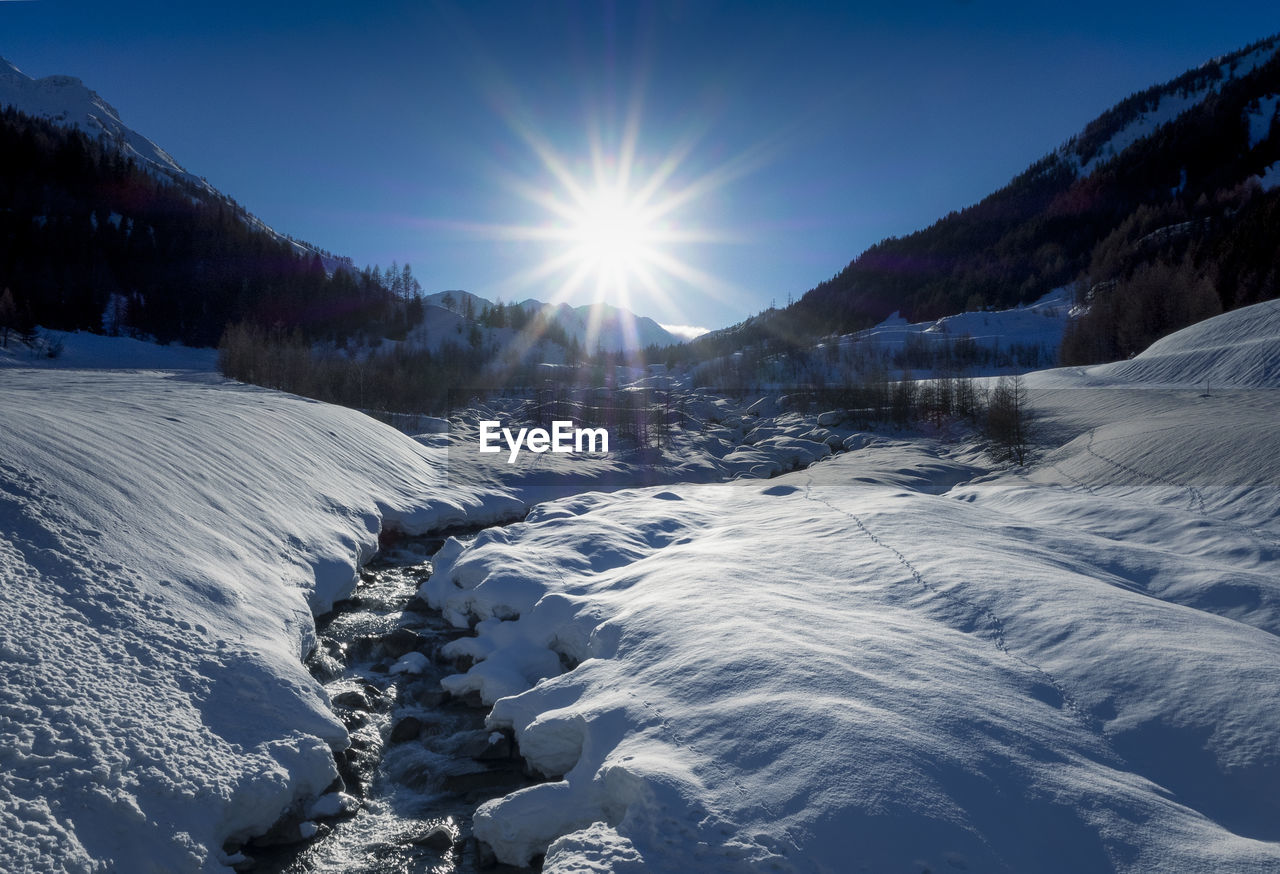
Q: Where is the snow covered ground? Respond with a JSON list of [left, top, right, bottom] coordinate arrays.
[[842, 287, 1071, 375], [424, 300, 1280, 872], [2, 298, 1279, 872], [0, 370, 524, 872], [0, 363, 851, 871], [0, 330, 218, 372]]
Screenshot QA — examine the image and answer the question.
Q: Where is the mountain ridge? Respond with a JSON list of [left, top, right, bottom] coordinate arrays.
[[0, 55, 349, 273], [684, 32, 1280, 365], [420, 290, 683, 351]]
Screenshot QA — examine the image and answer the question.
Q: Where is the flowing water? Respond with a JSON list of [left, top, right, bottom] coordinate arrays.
[[248, 536, 541, 873]]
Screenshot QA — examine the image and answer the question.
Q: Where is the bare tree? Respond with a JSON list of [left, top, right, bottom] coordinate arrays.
[[986, 373, 1032, 465], [0, 288, 14, 348]]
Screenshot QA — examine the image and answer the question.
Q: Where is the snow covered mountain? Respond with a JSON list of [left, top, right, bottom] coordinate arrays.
[[521, 299, 683, 351], [767, 32, 1280, 345], [0, 55, 344, 269], [1059, 36, 1280, 178], [419, 290, 684, 352], [0, 56, 210, 194]]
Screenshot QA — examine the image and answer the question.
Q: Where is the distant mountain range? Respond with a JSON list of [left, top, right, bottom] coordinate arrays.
[[419, 290, 681, 352]]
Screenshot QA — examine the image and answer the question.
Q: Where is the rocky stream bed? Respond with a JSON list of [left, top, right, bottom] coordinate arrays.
[[227, 534, 544, 873]]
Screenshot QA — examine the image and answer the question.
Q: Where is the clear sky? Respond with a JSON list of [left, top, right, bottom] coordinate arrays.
[[3, 1, 1279, 333]]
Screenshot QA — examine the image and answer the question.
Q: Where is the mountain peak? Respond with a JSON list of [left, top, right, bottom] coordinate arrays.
[[0, 54, 195, 184], [0, 54, 347, 270]]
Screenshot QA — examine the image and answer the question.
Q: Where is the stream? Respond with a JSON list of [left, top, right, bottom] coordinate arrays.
[[246, 534, 542, 874]]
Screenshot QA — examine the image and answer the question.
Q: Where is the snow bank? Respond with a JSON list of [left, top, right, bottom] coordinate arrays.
[[426, 428, 1280, 871], [0, 369, 522, 871], [0, 329, 218, 372], [1086, 297, 1280, 388]]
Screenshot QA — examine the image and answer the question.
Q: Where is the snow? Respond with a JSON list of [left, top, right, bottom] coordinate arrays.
[[1259, 160, 1280, 192], [418, 302, 1280, 871], [1065, 38, 1280, 176], [414, 290, 683, 353], [0, 58, 203, 191], [391, 651, 430, 675], [659, 323, 710, 341], [0, 369, 523, 871], [426, 433, 1280, 870], [1077, 90, 1207, 176], [0, 342, 910, 871], [1030, 296, 1280, 389], [0, 55, 341, 271], [874, 287, 1070, 349], [834, 287, 1071, 378], [1224, 40, 1280, 79], [306, 792, 359, 819], [5, 297, 1280, 871], [1247, 94, 1279, 148], [0, 329, 218, 372]]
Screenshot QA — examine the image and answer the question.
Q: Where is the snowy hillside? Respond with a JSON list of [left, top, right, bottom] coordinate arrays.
[[535, 300, 682, 351], [1085, 296, 1280, 387], [0, 329, 218, 371], [843, 287, 1070, 376], [0, 57, 209, 193], [782, 31, 1280, 341], [1062, 35, 1280, 176], [0, 371, 524, 872]]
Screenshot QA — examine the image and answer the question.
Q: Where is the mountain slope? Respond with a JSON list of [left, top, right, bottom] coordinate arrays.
[[0, 57, 208, 193], [748, 33, 1280, 350], [0, 56, 342, 267], [1061, 296, 1280, 388], [522, 299, 682, 351]]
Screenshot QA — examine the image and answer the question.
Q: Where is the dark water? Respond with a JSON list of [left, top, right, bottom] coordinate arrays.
[[251, 538, 540, 874]]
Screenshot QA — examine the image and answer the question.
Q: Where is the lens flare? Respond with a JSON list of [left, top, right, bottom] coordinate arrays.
[[425, 38, 784, 354]]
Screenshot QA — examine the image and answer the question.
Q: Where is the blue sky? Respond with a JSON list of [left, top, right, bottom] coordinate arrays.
[[4, 1, 1279, 331]]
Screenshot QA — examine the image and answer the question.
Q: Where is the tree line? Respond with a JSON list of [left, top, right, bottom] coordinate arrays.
[[680, 34, 1280, 365], [0, 106, 424, 348]]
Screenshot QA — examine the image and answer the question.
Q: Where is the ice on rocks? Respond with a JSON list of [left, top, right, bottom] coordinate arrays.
[[390, 651, 430, 675]]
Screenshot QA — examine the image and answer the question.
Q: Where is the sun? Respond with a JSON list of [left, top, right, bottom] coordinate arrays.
[[441, 81, 770, 333], [566, 186, 656, 277]]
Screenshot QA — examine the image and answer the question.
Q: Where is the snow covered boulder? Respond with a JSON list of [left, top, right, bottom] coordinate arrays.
[[390, 651, 430, 675], [744, 395, 780, 417]]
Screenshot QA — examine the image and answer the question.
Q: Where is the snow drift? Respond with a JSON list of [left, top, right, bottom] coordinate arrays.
[[0, 370, 522, 872], [1090, 296, 1280, 388], [423, 301, 1280, 871]]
